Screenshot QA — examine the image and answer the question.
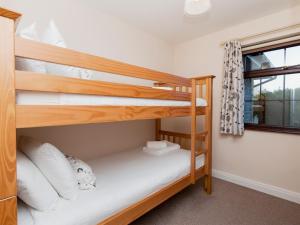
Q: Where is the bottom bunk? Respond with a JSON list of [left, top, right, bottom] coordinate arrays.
[[18, 147, 205, 225]]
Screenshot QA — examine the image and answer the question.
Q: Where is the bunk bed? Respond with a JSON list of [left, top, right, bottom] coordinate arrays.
[[0, 8, 215, 225]]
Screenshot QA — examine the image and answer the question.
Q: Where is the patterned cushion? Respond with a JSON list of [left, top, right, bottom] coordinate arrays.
[[66, 156, 96, 190]]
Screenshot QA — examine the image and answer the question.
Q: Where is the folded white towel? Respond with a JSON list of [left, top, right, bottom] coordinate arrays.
[[143, 141, 180, 156], [146, 141, 167, 149]]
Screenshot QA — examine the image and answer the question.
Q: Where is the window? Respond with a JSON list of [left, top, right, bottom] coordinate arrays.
[[243, 40, 300, 134]]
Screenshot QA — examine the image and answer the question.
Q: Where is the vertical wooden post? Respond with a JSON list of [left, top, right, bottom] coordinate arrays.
[[0, 7, 21, 225], [199, 80, 203, 98], [155, 119, 161, 141], [190, 79, 197, 184], [204, 78, 213, 194]]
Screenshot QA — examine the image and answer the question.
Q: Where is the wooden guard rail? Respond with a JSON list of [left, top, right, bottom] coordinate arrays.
[[12, 36, 204, 128], [14, 68, 208, 128], [15, 37, 191, 87], [15, 71, 191, 101], [158, 130, 207, 149], [154, 82, 192, 93]]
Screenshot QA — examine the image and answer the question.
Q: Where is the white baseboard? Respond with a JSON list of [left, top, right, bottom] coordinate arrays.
[[212, 169, 300, 204]]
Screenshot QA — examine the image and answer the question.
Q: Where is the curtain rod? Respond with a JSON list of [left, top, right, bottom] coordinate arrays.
[[220, 23, 300, 47], [241, 31, 300, 48]]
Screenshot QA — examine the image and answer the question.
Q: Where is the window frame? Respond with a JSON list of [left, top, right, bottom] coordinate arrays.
[[243, 39, 300, 135]]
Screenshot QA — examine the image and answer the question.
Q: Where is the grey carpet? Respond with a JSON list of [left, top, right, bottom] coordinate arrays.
[[131, 178, 300, 225]]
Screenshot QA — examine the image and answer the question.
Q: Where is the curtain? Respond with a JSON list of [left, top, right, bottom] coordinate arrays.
[[220, 41, 245, 136]]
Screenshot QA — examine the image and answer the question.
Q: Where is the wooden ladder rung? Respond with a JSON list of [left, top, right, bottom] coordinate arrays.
[[195, 149, 207, 156], [197, 131, 208, 135], [196, 131, 208, 141]]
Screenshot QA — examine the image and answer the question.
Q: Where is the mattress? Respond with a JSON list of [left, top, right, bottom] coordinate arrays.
[[19, 148, 205, 225], [16, 91, 207, 107]]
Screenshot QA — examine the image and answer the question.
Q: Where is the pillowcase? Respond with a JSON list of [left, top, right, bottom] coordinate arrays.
[[42, 20, 93, 80], [18, 136, 78, 200], [16, 151, 59, 211], [16, 23, 47, 73], [66, 155, 96, 190]]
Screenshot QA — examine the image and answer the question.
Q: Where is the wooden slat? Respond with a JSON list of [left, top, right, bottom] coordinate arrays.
[[0, 197, 17, 225], [15, 71, 191, 101], [16, 106, 201, 128], [0, 8, 21, 20], [154, 82, 191, 88], [15, 37, 191, 86], [199, 83, 203, 98], [177, 137, 181, 145], [159, 130, 207, 141], [155, 119, 161, 141], [195, 166, 206, 180], [0, 16, 16, 199]]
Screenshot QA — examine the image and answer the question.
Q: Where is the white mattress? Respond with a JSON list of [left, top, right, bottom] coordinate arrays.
[[19, 148, 205, 225], [16, 91, 207, 107]]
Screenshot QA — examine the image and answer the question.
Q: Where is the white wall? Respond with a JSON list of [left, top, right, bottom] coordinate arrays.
[[2, 0, 299, 194], [1, 0, 174, 160], [169, 6, 300, 193]]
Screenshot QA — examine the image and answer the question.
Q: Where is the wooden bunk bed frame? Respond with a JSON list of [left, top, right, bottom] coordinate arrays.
[[0, 8, 214, 225]]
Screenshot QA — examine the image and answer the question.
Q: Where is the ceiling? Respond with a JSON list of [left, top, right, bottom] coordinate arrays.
[[89, 0, 300, 44]]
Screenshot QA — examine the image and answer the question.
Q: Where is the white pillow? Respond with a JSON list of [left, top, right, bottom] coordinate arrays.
[[66, 155, 96, 190], [16, 151, 59, 211], [18, 136, 78, 200], [16, 23, 47, 73], [42, 20, 93, 80]]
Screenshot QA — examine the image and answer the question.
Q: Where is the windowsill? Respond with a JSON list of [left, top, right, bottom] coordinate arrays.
[[245, 124, 300, 135]]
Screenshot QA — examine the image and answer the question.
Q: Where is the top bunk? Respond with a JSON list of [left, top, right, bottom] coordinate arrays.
[[0, 7, 215, 129]]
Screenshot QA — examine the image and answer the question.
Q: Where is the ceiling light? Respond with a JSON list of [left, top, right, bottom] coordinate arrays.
[[184, 0, 211, 17]]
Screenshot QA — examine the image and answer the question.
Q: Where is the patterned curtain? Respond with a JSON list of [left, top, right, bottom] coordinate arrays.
[[220, 41, 245, 136]]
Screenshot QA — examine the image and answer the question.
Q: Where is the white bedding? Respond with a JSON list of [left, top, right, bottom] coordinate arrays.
[[19, 148, 205, 225], [16, 91, 207, 107]]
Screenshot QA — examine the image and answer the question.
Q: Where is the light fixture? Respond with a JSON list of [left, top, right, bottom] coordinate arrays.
[[184, 0, 211, 17]]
